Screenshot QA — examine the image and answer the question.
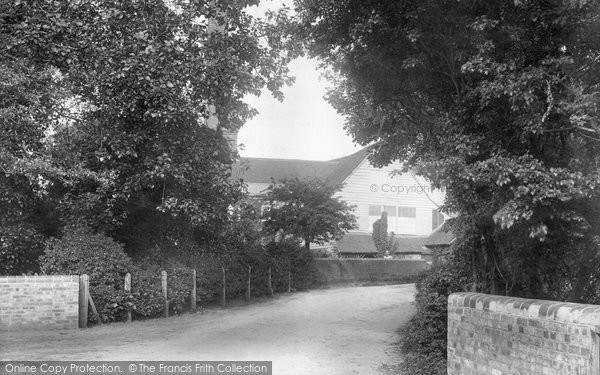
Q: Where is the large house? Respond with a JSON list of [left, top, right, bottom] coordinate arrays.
[[232, 148, 447, 258]]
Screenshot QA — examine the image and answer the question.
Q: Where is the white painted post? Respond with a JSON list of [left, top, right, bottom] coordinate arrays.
[[161, 270, 168, 318], [124, 272, 132, 322], [221, 266, 226, 306], [191, 269, 197, 311]]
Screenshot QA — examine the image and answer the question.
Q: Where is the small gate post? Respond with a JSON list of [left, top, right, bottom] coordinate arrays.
[[79, 274, 89, 328], [221, 267, 226, 306], [191, 269, 197, 311], [268, 266, 274, 297], [161, 270, 168, 318], [124, 273, 132, 322]]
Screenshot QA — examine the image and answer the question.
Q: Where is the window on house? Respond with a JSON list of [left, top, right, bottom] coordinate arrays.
[[383, 206, 397, 216], [368, 205, 382, 234], [369, 204, 417, 234], [396, 206, 416, 234], [398, 207, 416, 218], [432, 209, 445, 229], [369, 205, 382, 216], [383, 206, 397, 235]]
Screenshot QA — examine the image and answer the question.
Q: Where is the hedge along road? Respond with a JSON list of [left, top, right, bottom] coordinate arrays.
[[0, 284, 416, 375]]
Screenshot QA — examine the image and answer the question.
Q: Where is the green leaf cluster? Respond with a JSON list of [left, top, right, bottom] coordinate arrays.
[[292, 0, 600, 300], [262, 177, 358, 250]]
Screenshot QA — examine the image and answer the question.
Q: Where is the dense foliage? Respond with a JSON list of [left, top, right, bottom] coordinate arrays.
[[1, 0, 318, 325], [39, 226, 134, 322], [0, 0, 293, 273], [263, 177, 358, 251], [266, 239, 318, 291], [399, 261, 472, 375], [292, 0, 600, 300], [289, 0, 600, 371], [40, 226, 133, 285]]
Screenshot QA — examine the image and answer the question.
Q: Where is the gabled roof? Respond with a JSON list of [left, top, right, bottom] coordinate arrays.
[[424, 224, 455, 248], [232, 149, 368, 186], [392, 236, 430, 255]]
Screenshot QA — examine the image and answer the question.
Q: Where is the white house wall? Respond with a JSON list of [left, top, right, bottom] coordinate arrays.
[[336, 159, 446, 235]]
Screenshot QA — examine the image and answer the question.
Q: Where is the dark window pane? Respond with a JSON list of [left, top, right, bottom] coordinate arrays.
[[398, 207, 416, 218], [383, 206, 396, 216], [432, 209, 445, 228], [369, 205, 382, 216]]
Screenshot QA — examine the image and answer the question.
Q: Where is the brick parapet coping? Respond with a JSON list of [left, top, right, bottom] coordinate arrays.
[[449, 292, 600, 328], [0, 275, 79, 283]]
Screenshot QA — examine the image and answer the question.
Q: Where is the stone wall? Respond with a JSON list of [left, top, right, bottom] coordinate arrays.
[[313, 259, 428, 284], [448, 292, 600, 375], [0, 275, 79, 330]]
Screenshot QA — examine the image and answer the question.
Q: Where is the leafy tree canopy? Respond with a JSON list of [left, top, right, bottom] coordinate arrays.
[[263, 177, 357, 251], [0, 0, 294, 272], [290, 0, 600, 300]]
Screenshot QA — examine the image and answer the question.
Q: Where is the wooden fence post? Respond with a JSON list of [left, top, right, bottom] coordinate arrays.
[[191, 269, 197, 311], [79, 274, 89, 328], [124, 272, 132, 322], [221, 266, 226, 306], [161, 270, 168, 318], [267, 266, 274, 297], [245, 265, 251, 301]]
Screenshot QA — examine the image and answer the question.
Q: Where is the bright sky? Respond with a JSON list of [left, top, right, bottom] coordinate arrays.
[[238, 1, 360, 161]]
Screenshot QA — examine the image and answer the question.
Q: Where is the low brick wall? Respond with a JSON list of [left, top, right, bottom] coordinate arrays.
[[0, 275, 79, 330], [313, 259, 429, 284], [448, 292, 600, 375]]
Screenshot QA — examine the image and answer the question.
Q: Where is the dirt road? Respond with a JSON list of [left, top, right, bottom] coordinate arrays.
[[0, 284, 416, 375]]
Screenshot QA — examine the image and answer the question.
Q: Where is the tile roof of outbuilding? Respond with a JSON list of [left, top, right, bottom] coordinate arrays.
[[335, 233, 431, 255], [424, 224, 455, 248], [336, 233, 378, 254]]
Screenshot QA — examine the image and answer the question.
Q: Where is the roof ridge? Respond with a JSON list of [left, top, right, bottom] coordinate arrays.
[[238, 156, 338, 164], [238, 148, 367, 164], [327, 148, 367, 162]]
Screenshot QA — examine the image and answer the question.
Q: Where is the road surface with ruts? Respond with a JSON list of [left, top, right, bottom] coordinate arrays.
[[0, 284, 416, 375]]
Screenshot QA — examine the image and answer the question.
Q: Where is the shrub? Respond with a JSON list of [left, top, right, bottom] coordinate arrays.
[[40, 226, 139, 323], [88, 264, 196, 322], [90, 283, 133, 323], [40, 225, 132, 286], [193, 254, 226, 301], [398, 261, 471, 375], [128, 262, 194, 319], [267, 240, 317, 292]]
